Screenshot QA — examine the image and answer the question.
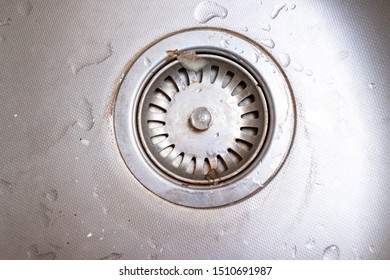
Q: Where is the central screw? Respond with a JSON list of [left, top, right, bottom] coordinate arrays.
[[190, 107, 213, 131]]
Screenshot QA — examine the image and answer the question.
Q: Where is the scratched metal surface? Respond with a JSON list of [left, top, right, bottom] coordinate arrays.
[[0, 0, 389, 259]]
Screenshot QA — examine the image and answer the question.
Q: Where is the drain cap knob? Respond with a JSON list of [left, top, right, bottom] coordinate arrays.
[[190, 107, 213, 131]]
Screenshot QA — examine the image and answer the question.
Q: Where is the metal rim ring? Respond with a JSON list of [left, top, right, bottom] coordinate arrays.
[[114, 28, 295, 208]]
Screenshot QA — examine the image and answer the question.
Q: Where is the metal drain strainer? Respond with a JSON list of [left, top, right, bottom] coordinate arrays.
[[114, 28, 295, 207], [138, 55, 268, 184]]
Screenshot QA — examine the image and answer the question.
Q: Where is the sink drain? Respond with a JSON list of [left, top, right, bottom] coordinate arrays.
[[114, 28, 295, 208], [138, 54, 268, 185]]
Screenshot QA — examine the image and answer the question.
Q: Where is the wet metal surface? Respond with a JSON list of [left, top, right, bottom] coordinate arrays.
[[0, 0, 389, 259]]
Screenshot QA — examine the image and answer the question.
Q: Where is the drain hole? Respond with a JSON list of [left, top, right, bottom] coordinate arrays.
[[240, 127, 258, 136], [238, 94, 255, 107], [241, 111, 259, 119], [147, 120, 166, 129], [217, 155, 228, 173], [178, 68, 190, 86], [159, 144, 174, 158], [151, 134, 168, 144], [172, 152, 184, 168], [196, 70, 203, 82], [164, 76, 179, 92], [148, 103, 167, 113], [155, 88, 172, 102], [203, 158, 211, 175], [210, 65, 219, 84], [222, 71, 234, 88], [186, 157, 196, 174], [231, 81, 247, 96], [235, 139, 253, 151], [227, 148, 242, 163]]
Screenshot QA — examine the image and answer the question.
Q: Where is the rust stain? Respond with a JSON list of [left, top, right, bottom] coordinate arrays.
[[166, 49, 180, 63], [205, 168, 220, 185], [106, 71, 126, 118]]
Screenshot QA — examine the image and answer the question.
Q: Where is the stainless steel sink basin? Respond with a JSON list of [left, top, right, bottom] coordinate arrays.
[[0, 0, 389, 259]]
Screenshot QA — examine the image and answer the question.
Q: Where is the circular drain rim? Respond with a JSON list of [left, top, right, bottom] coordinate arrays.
[[137, 54, 269, 185], [114, 28, 296, 208]]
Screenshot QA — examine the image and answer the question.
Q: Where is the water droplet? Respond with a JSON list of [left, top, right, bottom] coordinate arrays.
[[43, 189, 58, 202], [276, 52, 291, 67], [17, 0, 33, 17], [290, 4, 296, 10], [284, 6, 289, 11], [261, 38, 275, 49], [292, 62, 304, 72], [270, 4, 286, 19], [292, 244, 297, 259], [143, 57, 152, 67], [242, 27, 248, 32], [39, 203, 53, 227], [260, 22, 271, 32], [77, 97, 94, 131], [28, 245, 56, 260], [68, 41, 113, 75], [194, 1, 228, 24], [219, 39, 229, 48], [0, 18, 12, 26], [0, 178, 13, 195], [369, 245, 375, 253], [305, 69, 313, 76], [368, 82, 376, 89], [195, 88, 203, 93], [87, 233, 93, 238], [100, 253, 123, 260], [304, 238, 315, 249], [80, 139, 90, 146], [177, 50, 208, 73], [322, 245, 340, 260], [252, 51, 259, 63]]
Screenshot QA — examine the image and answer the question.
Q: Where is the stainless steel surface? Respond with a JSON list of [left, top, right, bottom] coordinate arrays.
[[0, 0, 389, 259]]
